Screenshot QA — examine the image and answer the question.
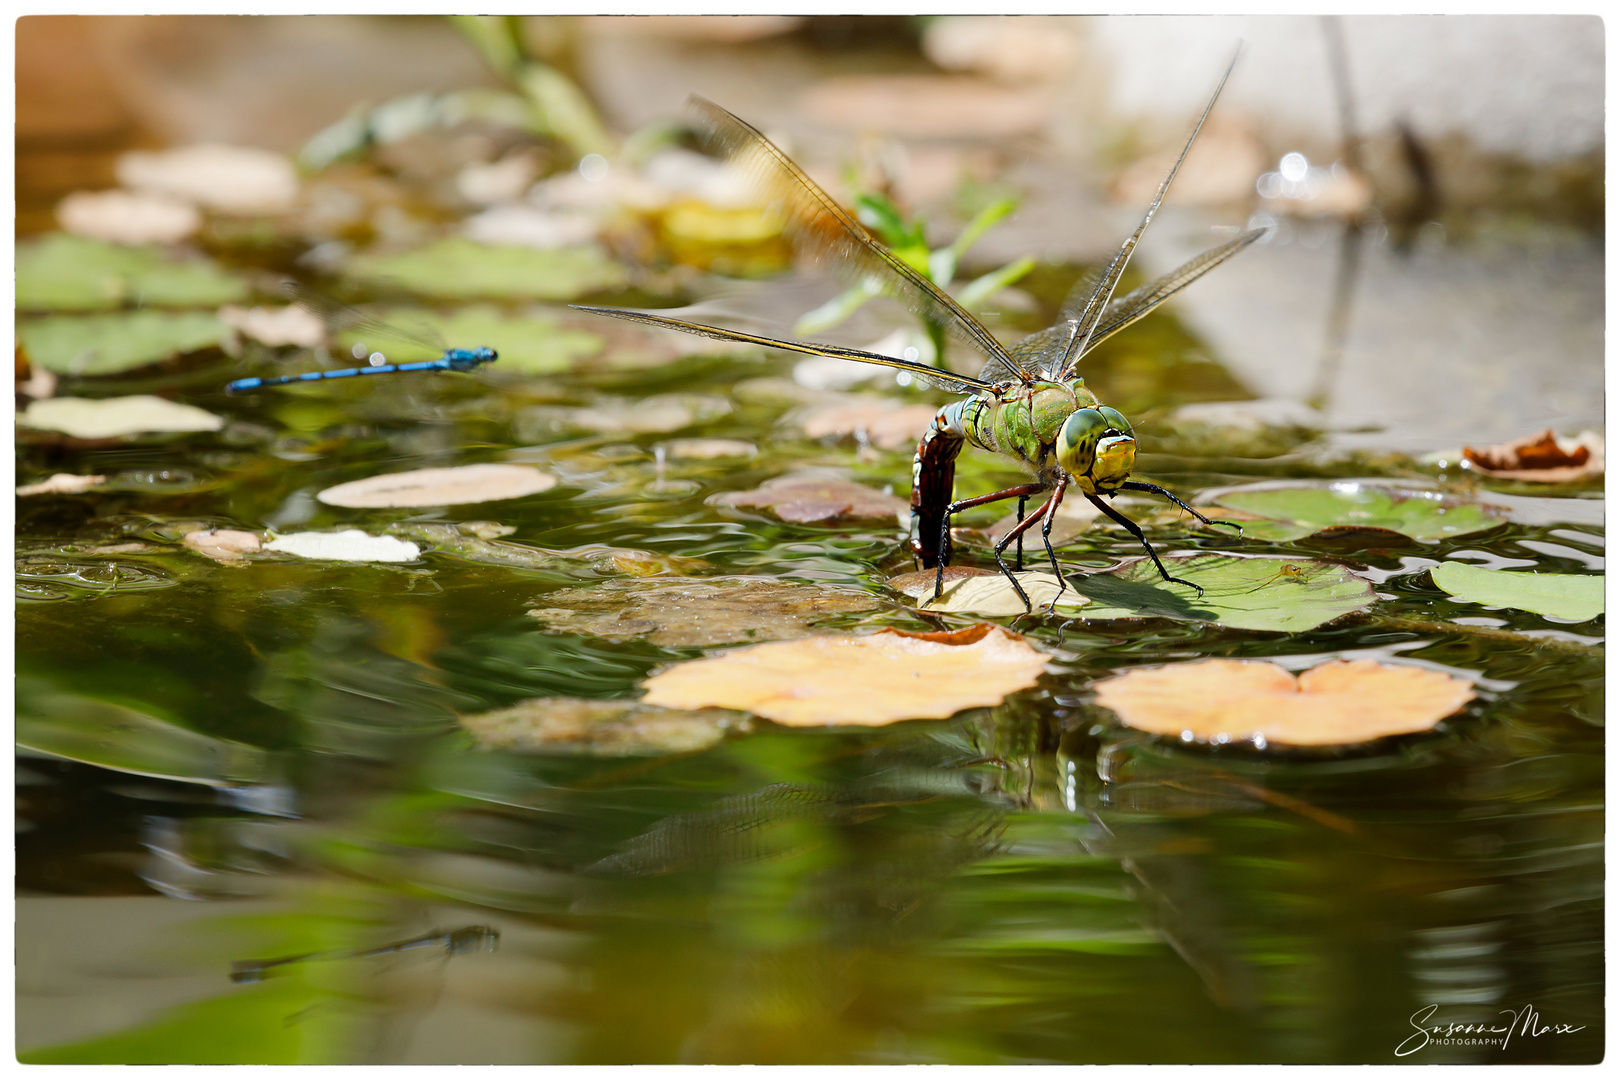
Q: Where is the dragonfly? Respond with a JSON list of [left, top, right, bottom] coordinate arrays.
[[575, 53, 1261, 613], [229, 924, 499, 984], [225, 282, 497, 394]]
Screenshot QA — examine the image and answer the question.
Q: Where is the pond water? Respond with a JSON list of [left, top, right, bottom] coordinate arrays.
[[14, 236, 1603, 1062]]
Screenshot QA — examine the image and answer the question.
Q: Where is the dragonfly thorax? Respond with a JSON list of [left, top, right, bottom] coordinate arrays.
[[960, 379, 1100, 471]]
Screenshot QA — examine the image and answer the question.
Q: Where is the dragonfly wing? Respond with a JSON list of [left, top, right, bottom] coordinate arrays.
[[1055, 48, 1240, 380], [1080, 229, 1266, 354], [572, 305, 995, 395], [690, 97, 1032, 385], [280, 281, 446, 356]]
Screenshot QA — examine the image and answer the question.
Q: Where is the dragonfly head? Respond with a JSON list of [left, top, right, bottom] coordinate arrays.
[[1057, 406, 1135, 492]]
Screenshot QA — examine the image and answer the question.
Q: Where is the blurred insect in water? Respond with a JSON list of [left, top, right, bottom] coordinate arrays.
[[225, 282, 497, 394], [576, 53, 1259, 613], [229, 924, 499, 984]]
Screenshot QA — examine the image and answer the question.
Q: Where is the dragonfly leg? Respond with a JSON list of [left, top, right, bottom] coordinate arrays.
[[1121, 480, 1243, 533], [1086, 492, 1205, 599], [1014, 495, 1028, 570], [937, 482, 1046, 601], [991, 491, 1057, 613], [1038, 475, 1071, 611]]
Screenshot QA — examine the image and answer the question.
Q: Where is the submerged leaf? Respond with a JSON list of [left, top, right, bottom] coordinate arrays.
[[1461, 429, 1603, 483], [715, 474, 908, 526], [640, 624, 1050, 726], [1212, 482, 1508, 543], [1094, 658, 1475, 747], [1430, 561, 1604, 622], [460, 697, 743, 756], [19, 396, 224, 439], [20, 311, 233, 375], [345, 237, 627, 301], [264, 530, 421, 563], [317, 464, 557, 508], [529, 576, 876, 648]]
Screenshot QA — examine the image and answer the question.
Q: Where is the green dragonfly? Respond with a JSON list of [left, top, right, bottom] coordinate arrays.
[[577, 54, 1262, 612]]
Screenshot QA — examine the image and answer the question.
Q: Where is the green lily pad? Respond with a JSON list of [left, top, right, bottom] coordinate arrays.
[[333, 304, 603, 374], [1213, 483, 1508, 543], [1075, 554, 1376, 632], [1430, 561, 1605, 622], [16, 678, 272, 786], [19, 310, 232, 374], [16, 233, 249, 312], [344, 237, 627, 301]]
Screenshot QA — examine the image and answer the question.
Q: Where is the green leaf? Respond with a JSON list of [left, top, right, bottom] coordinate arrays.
[[792, 281, 881, 336], [17, 234, 250, 312], [1214, 483, 1508, 543], [854, 192, 922, 250], [947, 195, 1019, 263], [20, 310, 232, 374], [956, 255, 1036, 311], [333, 304, 603, 373], [344, 237, 627, 301], [1430, 561, 1605, 621], [1074, 554, 1376, 632]]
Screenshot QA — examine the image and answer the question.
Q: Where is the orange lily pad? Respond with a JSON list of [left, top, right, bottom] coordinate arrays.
[[714, 474, 908, 525], [1094, 658, 1475, 748], [1462, 429, 1603, 483], [641, 624, 1050, 726]]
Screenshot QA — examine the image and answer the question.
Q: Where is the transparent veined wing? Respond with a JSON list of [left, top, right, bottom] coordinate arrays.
[[279, 280, 447, 356], [689, 97, 1034, 386], [571, 305, 996, 395], [1077, 229, 1266, 356]]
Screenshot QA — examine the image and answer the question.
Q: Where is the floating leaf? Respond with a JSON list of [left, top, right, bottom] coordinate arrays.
[[19, 396, 224, 439], [17, 679, 272, 785], [662, 438, 757, 460], [1430, 561, 1604, 622], [16, 233, 249, 312], [528, 576, 876, 648], [1212, 482, 1509, 542], [19, 311, 232, 375], [183, 529, 263, 564], [118, 144, 300, 214], [1094, 658, 1475, 747], [921, 570, 1090, 616], [344, 237, 627, 301], [388, 523, 708, 577], [516, 393, 732, 438], [460, 697, 743, 756], [641, 624, 1050, 727], [714, 474, 908, 525], [799, 399, 938, 451], [15, 473, 106, 496], [1461, 429, 1604, 483], [218, 304, 326, 348], [316, 463, 557, 508], [334, 305, 604, 374], [57, 189, 201, 245], [264, 530, 420, 563]]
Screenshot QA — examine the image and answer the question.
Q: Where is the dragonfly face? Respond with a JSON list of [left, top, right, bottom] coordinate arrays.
[[1058, 405, 1136, 495]]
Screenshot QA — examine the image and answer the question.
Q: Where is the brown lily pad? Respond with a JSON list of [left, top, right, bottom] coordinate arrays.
[[317, 464, 557, 509], [641, 623, 1050, 727], [459, 697, 745, 756], [1462, 429, 1603, 483], [528, 576, 877, 648], [1094, 658, 1475, 748], [714, 474, 908, 525]]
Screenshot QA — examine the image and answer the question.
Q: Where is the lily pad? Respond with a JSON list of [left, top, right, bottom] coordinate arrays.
[[1430, 561, 1604, 621], [799, 399, 938, 451], [16, 679, 273, 785], [334, 305, 604, 374], [640, 624, 1050, 727], [19, 396, 225, 439], [1211, 483, 1508, 543], [317, 463, 557, 508], [388, 523, 708, 577], [19, 311, 232, 374], [16, 473, 106, 496], [57, 189, 201, 245], [1094, 658, 1475, 747], [714, 474, 909, 526], [528, 576, 877, 648], [459, 697, 743, 756], [182, 529, 263, 564], [118, 144, 300, 214], [516, 394, 732, 438], [264, 530, 421, 563], [344, 237, 627, 301], [662, 438, 757, 460], [16, 233, 249, 312], [896, 554, 1373, 632], [218, 304, 326, 348]]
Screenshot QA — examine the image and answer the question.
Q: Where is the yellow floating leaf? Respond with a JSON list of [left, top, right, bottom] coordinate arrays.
[[316, 463, 556, 508], [641, 624, 1050, 727], [1094, 658, 1475, 748], [20, 396, 223, 439]]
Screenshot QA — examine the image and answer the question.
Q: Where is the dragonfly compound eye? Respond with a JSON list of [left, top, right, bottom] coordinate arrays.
[[1058, 408, 1136, 491]]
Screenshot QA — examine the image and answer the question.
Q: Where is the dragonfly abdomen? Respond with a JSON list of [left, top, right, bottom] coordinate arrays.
[[910, 401, 973, 567]]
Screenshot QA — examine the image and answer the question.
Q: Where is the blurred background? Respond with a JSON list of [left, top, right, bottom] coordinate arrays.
[[17, 14, 1604, 447]]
